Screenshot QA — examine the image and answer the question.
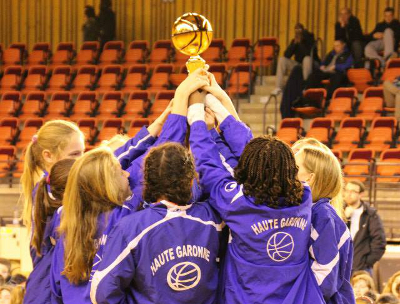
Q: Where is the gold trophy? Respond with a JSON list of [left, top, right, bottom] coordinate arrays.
[[172, 13, 213, 73]]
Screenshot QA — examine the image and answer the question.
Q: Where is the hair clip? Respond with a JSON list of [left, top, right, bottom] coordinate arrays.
[[31, 134, 38, 143], [46, 175, 50, 184]]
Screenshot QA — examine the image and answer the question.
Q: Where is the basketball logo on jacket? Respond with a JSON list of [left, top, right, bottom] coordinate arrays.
[[266, 232, 294, 262], [167, 262, 202, 291]]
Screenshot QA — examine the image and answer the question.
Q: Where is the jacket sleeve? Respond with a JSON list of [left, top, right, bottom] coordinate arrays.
[[90, 225, 134, 304], [219, 115, 253, 159], [210, 128, 238, 171], [335, 53, 354, 72], [309, 209, 352, 299], [365, 212, 386, 267], [284, 40, 297, 59], [190, 120, 244, 219], [335, 22, 346, 41], [50, 242, 64, 304], [114, 127, 157, 170]]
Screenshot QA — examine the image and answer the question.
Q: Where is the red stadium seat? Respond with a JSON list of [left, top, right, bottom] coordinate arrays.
[[0, 146, 16, 178], [356, 87, 383, 121], [49, 42, 75, 68], [331, 149, 343, 161], [77, 118, 97, 146], [127, 118, 150, 137], [25, 43, 50, 67], [325, 87, 357, 121], [97, 118, 124, 142], [98, 41, 124, 68], [70, 92, 98, 120], [147, 64, 173, 94], [70, 65, 98, 93], [45, 92, 72, 119], [97, 91, 123, 119], [292, 88, 326, 117], [209, 63, 227, 88], [381, 59, 400, 82], [74, 41, 99, 67], [148, 40, 172, 68], [19, 92, 46, 119], [16, 119, 44, 149], [343, 148, 375, 182], [169, 66, 188, 88], [21, 66, 48, 94], [276, 118, 303, 145], [226, 38, 250, 68], [306, 118, 334, 144], [95, 65, 122, 93], [121, 91, 148, 120], [202, 39, 225, 63], [122, 40, 149, 68], [0, 118, 19, 146], [376, 148, 400, 183], [2, 45, 23, 67], [46, 66, 72, 92], [226, 63, 253, 96], [364, 117, 396, 152], [252, 37, 278, 69], [0, 66, 23, 94], [332, 118, 365, 152], [120, 64, 149, 93], [347, 69, 373, 93], [148, 91, 173, 120], [0, 91, 21, 118]]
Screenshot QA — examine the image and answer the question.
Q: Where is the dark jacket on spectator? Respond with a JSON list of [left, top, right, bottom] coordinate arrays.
[[368, 19, 400, 48], [82, 17, 100, 42], [335, 15, 364, 45], [322, 47, 353, 72], [98, 7, 116, 45], [284, 30, 316, 63], [348, 202, 386, 272]]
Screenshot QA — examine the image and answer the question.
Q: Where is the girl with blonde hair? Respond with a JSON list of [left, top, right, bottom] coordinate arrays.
[[383, 271, 400, 299], [294, 143, 354, 304], [351, 271, 376, 297]]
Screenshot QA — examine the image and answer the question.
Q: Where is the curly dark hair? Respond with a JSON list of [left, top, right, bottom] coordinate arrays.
[[234, 135, 303, 208], [143, 143, 196, 206]]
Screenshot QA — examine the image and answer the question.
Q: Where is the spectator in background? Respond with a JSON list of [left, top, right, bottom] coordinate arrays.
[[383, 271, 400, 300], [383, 77, 400, 118], [0, 259, 11, 283], [273, 23, 316, 95], [351, 270, 377, 298], [376, 294, 400, 304], [344, 180, 386, 273], [335, 7, 364, 68], [305, 39, 353, 100], [82, 5, 99, 42], [98, 0, 116, 48], [365, 7, 400, 67]]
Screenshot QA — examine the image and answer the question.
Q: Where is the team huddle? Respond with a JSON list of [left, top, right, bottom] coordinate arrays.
[[21, 67, 355, 304]]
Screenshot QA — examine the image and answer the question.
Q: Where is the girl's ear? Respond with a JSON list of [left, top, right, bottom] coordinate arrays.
[[307, 172, 315, 186], [42, 149, 56, 169]]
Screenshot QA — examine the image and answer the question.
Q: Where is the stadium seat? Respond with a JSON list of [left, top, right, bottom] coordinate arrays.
[[376, 148, 400, 183], [226, 38, 250, 68], [381, 58, 400, 82], [252, 37, 278, 69], [148, 40, 172, 68], [356, 87, 383, 121], [292, 88, 327, 117], [0, 66, 23, 94], [226, 63, 253, 96], [331, 149, 343, 161], [347, 69, 373, 93], [343, 148, 375, 182], [70, 65, 98, 93], [98, 41, 124, 68], [0, 118, 19, 146], [19, 92, 46, 119], [16, 119, 44, 149], [325, 87, 357, 121], [120, 64, 149, 92], [147, 64, 173, 94], [95, 65, 123, 93], [74, 41, 99, 67], [97, 91, 123, 119], [12, 153, 24, 179], [148, 91, 173, 119], [25, 43, 50, 67], [45, 92, 72, 119], [21, 66, 48, 94], [306, 118, 334, 145], [122, 40, 149, 67], [172, 51, 189, 70], [332, 117, 365, 152], [97, 118, 124, 142], [49, 42, 75, 68], [70, 92, 98, 120], [202, 39, 225, 63], [209, 63, 227, 88], [77, 118, 97, 146], [169, 65, 188, 88], [127, 118, 150, 137], [46, 66, 72, 92], [121, 91, 148, 120], [364, 117, 397, 152], [276, 118, 303, 145], [0, 91, 21, 118], [0, 146, 16, 179], [2, 47, 23, 67]]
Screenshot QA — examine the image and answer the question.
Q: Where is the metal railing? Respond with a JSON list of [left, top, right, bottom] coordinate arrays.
[[262, 93, 279, 134]]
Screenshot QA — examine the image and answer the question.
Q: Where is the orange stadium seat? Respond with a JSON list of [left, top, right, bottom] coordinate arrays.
[[170, 65, 188, 88], [45, 92, 72, 119], [325, 87, 357, 121], [77, 118, 97, 146], [97, 91, 123, 119], [46, 66, 72, 92], [0, 146, 16, 179], [202, 39, 225, 63], [226, 63, 253, 96], [209, 63, 227, 88], [25, 43, 50, 67], [148, 40, 172, 68], [306, 118, 334, 145], [120, 64, 149, 93], [121, 91, 148, 120], [292, 88, 326, 117], [276, 118, 303, 145], [21, 66, 47, 94], [95, 65, 122, 93], [123, 40, 149, 67], [172, 51, 189, 70], [347, 69, 373, 93], [381, 58, 400, 82], [0, 118, 19, 146], [0, 91, 21, 118], [70, 65, 98, 93], [2, 47, 23, 67], [97, 118, 124, 142], [0, 66, 23, 94], [19, 92, 46, 119], [16, 119, 44, 149], [332, 117, 365, 152], [70, 92, 98, 120], [49, 42, 75, 68], [226, 38, 250, 68], [147, 64, 173, 94], [128, 118, 150, 137], [74, 41, 99, 67], [148, 91, 174, 120], [331, 149, 343, 161], [364, 117, 397, 152], [376, 148, 400, 183], [343, 148, 375, 182], [252, 37, 278, 69], [356, 87, 383, 121], [98, 41, 124, 68]]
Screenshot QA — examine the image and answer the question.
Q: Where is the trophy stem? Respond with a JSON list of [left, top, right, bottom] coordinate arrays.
[[186, 55, 206, 74]]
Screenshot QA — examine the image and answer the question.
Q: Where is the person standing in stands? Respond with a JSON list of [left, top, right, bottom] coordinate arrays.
[[344, 180, 386, 273], [273, 23, 316, 95], [98, 0, 116, 49], [82, 6, 99, 42], [365, 7, 400, 67], [335, 8, 364, 68]]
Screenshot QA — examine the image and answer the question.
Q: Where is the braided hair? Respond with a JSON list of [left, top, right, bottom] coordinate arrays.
[[234, 135, 303, 208]]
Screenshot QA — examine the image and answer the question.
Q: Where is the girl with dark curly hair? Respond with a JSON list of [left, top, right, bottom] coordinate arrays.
[[187, 85, 325, 303]]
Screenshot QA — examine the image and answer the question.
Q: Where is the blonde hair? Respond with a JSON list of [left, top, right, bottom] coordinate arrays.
[[299, 145, 345, 220], [21, 120, 83, 231], [382, 270, 400, 295], [351, 271, 376, 291], [10, 285, 25, 304], [60, 147, 125, 284], [292, 137, 329, 153], [100, 134, 130, 152]]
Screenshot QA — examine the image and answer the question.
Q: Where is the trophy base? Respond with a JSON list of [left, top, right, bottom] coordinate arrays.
[[186, 55, 206, 74]]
